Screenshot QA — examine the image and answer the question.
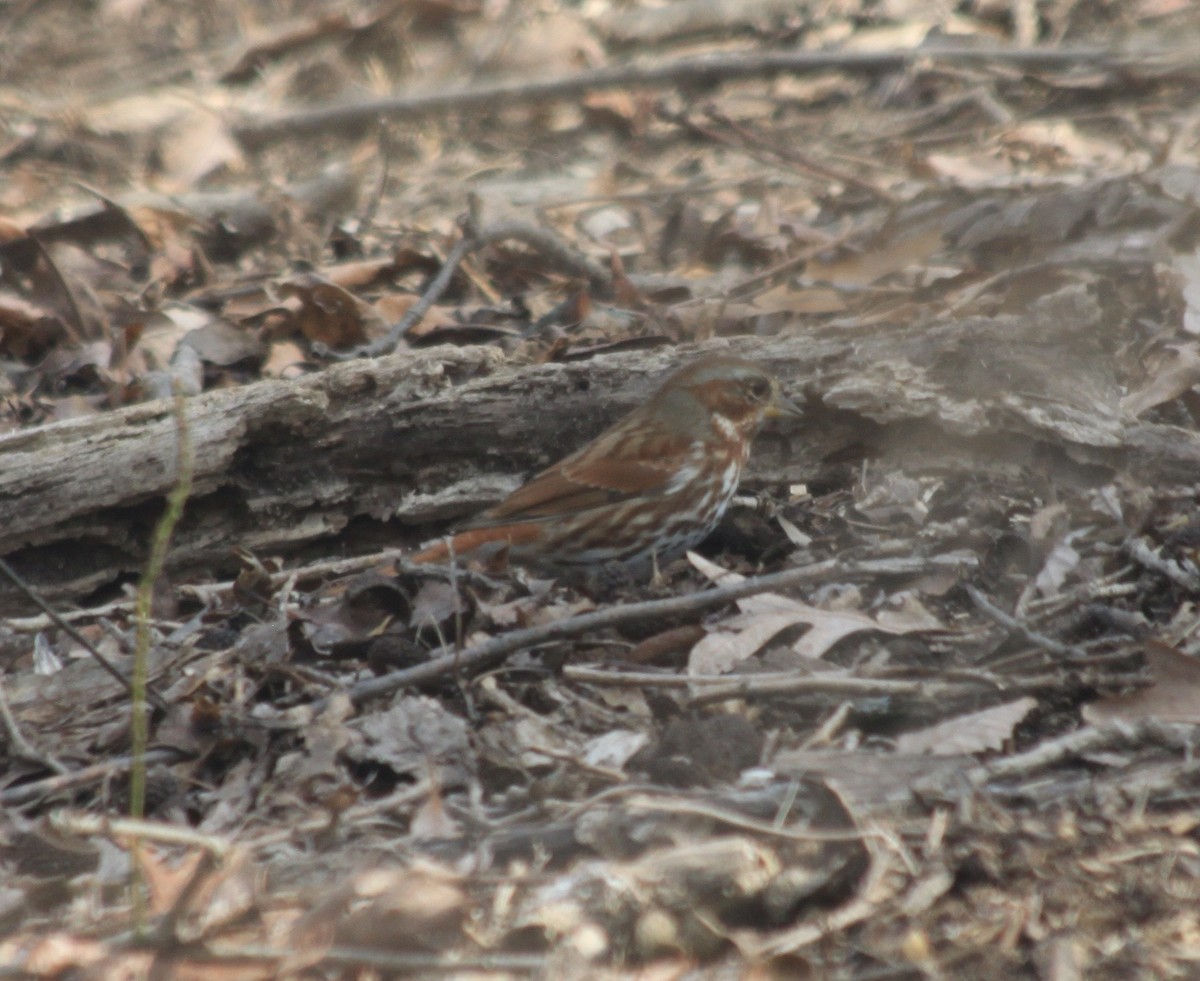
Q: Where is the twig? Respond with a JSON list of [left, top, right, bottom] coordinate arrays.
[[741, 784, 906, 959], [235, 43, 1135, 149], [475, 220, 611, 289], [243, 779, 432, 849], [0, 748, 188, 808], [325, 235, 471, 360], [0, 556, 166, 710], [624, 794, 876, 844], [564, 665, 971, 698], [204, 944, 546, 974], [907, 721, 1194, 802], [722, 222, 857, 300], [966, 720, 1196, 788], [7, 549, 496, 632], [0, 674, 68, 775], [1125, 537, 1200, 593], [325, 220, 611, 359], [337, 553, 974, 708], [357, 128, 392, 239], [699, 104, 894, 202], [49, 812, 231, 857], [965, 584, 1087, 660], [154, 851, 220, 954]]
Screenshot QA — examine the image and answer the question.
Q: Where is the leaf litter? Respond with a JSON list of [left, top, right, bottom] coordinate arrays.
[[4, 0, 1200, 978]]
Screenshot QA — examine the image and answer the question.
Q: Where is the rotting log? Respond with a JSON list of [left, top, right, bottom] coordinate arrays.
[[2, 311, 1199, 614]]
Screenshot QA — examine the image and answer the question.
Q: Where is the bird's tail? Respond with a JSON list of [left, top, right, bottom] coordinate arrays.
[[410, 523, 541, 564]]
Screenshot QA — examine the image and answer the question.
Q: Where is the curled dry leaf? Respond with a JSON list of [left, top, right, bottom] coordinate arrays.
[[347, 696, 473, 785], [408, 579, 464, 631]]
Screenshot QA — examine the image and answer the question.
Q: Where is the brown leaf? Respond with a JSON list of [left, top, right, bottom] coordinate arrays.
[[279, 273, 387, 349], [896, 698, 1037, 755], [261, 339, 308, 378], [1083, 640, 1200, 725], [688, 560, 944, 673], [347, 697, 473, 784], [158, 109, 243, 188], [183, 319, 263, 368]]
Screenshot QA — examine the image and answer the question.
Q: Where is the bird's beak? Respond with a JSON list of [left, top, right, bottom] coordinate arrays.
[[766, 390, 804, 420]]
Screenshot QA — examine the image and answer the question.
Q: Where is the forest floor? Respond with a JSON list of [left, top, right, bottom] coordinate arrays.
[[4, 0, 1200, 978]]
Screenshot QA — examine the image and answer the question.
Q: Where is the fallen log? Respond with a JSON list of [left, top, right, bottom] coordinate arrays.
[[2, 311, 1198, 614]]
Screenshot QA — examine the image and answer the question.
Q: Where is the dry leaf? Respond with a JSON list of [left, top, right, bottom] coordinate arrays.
[[410, 790, 463, 840], [776, 514, 811, 547], [689, 586, 944, 673], [159, 108, 243, 188], [739, 282, 846, 315], [348, 697, 472, 784], [1031, 532, 1085, 600], [279, 273, 387, 349], [687, 551, 746, 584], [689, 611, 810, 675], [1083, 640, 1200, 725], [896, 698, 1037, 755], [581, 729, 648, 770], [261, 340, 308, 378]]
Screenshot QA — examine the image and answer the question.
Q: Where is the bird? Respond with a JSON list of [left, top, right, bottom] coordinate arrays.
[[410, 354, 802, 580]]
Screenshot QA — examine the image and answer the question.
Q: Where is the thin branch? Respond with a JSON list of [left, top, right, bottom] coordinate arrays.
[[965, 584, 1088, 660], [235, 43, 1137, 148], [565, 664, 970, 699], [968, 721, 1196, 788], [1125, 537, 1200, 593], [0, 674, 68, 775], [324, 219, 611, 360], [50, 812, 231, 858], [0, 748, 189, 808], [0, 556, 166, 710], [204, 944, 546, 974], [338, 553, 975, 708], [697, 104, 894, 202]]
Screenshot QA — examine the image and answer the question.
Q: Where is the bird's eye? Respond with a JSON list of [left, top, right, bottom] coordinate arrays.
[[747, 377, 771, 401]]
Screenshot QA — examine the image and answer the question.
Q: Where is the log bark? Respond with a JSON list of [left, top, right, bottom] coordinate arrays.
[[2, 309, 1198, 613]]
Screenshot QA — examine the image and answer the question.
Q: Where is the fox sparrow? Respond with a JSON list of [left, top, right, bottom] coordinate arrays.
[[411, 354, 801, 578]]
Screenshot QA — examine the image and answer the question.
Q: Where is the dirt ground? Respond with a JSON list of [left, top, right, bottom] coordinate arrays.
[[4, 0, 1200, 978]]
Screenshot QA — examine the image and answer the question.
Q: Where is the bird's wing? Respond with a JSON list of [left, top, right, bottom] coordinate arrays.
[[470, 428, 687, 526]]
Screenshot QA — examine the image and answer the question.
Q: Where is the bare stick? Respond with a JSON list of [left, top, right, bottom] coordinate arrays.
[[50, 812, 231, 857], [965, 584, 1087, 660], [0, 748, 188, 808], [325, 219, 611, 360], [340, 553, 973, 707], [0, 675, 68, 775], [235, 43, 1130, 148], [1125, 537, 1200, 593], [968, 721, 1195, 787], [0, 556, 166, 710]]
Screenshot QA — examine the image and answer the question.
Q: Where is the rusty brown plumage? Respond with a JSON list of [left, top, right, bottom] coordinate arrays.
[[411, 355, 801, 577]]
